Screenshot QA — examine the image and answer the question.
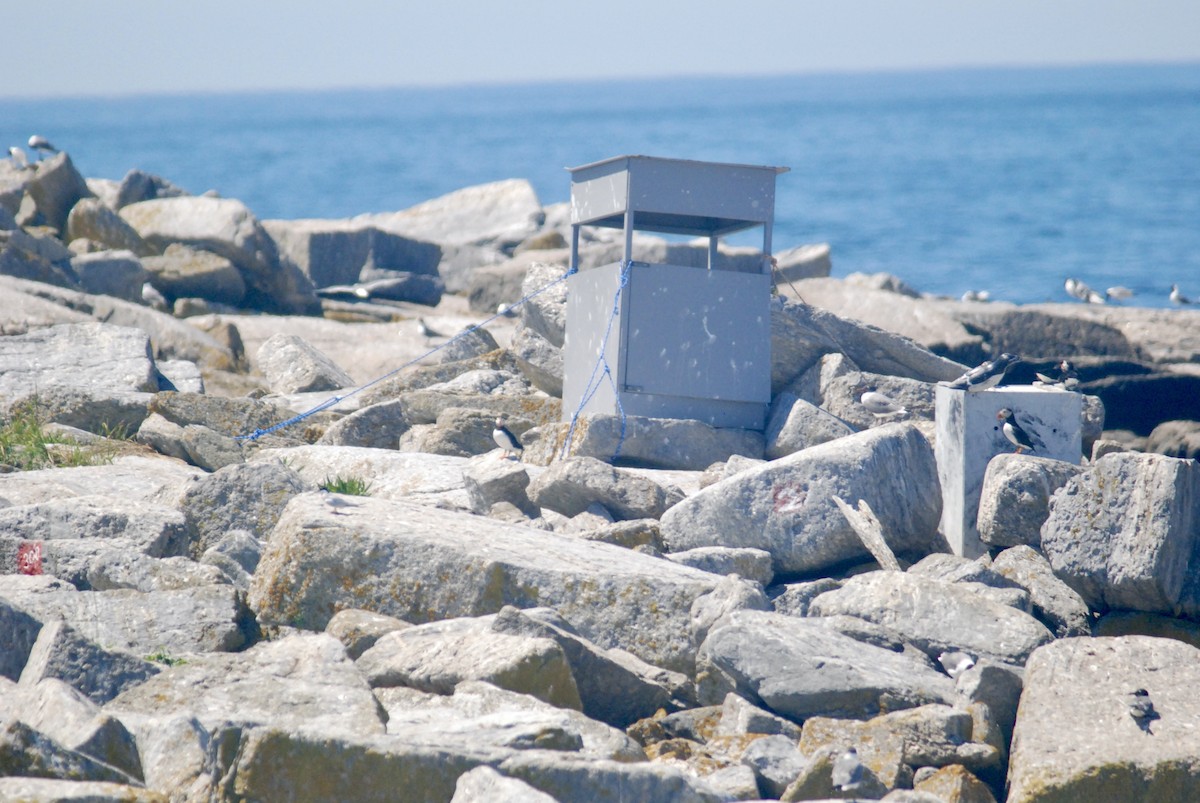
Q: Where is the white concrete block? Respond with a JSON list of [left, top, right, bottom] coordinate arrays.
[[935, 385, 1082, 558]]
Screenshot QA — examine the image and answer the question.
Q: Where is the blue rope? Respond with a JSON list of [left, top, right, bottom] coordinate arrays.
[[235, 266, 574, 442], [560, 260, 632, 462]]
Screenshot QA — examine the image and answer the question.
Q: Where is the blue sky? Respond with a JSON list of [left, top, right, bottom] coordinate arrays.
[[9, 0, 1200, 98]]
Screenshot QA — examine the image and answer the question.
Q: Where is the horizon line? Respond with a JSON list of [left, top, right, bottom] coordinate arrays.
[[2, 58, 1198, 104]]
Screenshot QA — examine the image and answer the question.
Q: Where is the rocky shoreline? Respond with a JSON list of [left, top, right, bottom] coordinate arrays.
[[1, 151, 1199, 802]]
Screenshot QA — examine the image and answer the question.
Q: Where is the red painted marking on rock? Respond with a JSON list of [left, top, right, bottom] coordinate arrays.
[[17, 541, 43, 575]]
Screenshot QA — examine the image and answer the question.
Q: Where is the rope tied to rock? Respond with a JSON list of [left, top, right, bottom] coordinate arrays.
[[235, 266, 575, 442]]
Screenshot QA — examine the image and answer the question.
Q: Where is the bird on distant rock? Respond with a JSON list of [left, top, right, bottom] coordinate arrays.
[[997, 407, 1044, 454], [496, 302, 517, 318], [141, 282, 169, 312], [319, 488, 357, 516], [27, 134, 57, 159], [960, 289, 990, 303], [1170, 284, 1192, 305], [1127, 688, 1159, 733], [831, 746, 865, 791], [1035, 359, 1079, 390], [1105, 285, 1134, 302], [946, 353, 1019, 392], [7, 146, 29, 170], [416, 317, 444, 343], [938, 650, 976, 679], [857, 386, 908, 417], [493, 414, 523, 460], [1064, 277, 1104, 303]]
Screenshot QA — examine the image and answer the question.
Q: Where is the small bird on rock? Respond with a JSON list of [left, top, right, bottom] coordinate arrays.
[[1170, 284, 1192, 305], [1127, 688, 1159, 733], [27, 134, 57, 159], [960, 289, 990, 303], [319, 489, 358, 516], [831, 746, 865, 791], [1105, 285, 1134, 302], [938, 650, 976, 679], [1034, 359, 1079, 390], [946, 353, 1019, 392], [857, 386, 907, 417], [141, 282, 169, 312], [7, 146, 29, 170], [997, 407, 1044, 454], [416, 317, 444, 343], [492, 414, 523, 460]]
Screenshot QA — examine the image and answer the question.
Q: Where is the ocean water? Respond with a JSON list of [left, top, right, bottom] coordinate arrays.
[[3, 63, 1198, 307]]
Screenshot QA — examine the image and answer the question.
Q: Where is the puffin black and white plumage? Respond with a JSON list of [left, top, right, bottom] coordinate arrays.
[[946, 353, 1019, 392], [493, 414, 523, 459], [997, 407, 1043, 454], [1035, 359, 1079, 390], [27, 135, 57, 159]]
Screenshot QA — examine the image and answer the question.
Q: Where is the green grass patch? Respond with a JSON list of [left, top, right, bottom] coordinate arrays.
[[0, 400, 125, 471], [320, 474, 373, 496]]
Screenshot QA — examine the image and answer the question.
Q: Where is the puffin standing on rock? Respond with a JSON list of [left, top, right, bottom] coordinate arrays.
[[493, 414, 523, 460], [997, 407, 1044, 454]]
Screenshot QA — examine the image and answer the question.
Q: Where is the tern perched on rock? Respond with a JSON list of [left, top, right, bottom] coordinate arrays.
[[7, 146, 29, 170], [858, 387, 907, 417], [1127, 688, 1159, 733], [141, 282, 169, 312], [997, 407, 1044, 454], [938, 650, 976, 679], [945, 353, 1019, 392], [493, 414, 523, 460], [1170, 284, 1192, 305], [831, 746, 865, 791], [319, 489, 357, 516], [27, 134, 57, 159]]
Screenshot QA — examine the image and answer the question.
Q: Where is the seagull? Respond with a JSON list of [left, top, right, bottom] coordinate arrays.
[[319, 489, 357, 516], [1127, 688, 1159, 733], [997, 407, 1044, 454], [1170, 284, 1192, 305], [27, 135, 57, 159], [945, 353, 1019, 392], [857, 386, 907, 417], [1034, 359, 1079, 390], [1105, 285, 1134, 302], [416, 317, 444, 343], [141, 282, 169, 312], [960, 290, 990, 303], [7, 146, 29, 170], [492, 414, 524, 460], [938, 650, 976, 679], [496, 302, 517, 318], [831, 746, 865, 791]]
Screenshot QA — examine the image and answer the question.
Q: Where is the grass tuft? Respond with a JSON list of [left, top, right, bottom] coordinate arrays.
[[320, 474, 373, 496]]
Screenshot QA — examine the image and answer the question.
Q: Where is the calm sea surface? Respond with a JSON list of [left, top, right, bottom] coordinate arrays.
[[2, 64, 1198, 307]]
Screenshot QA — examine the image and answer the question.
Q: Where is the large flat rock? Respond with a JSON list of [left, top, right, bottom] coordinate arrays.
[[248, 493, 720, 674], [696, 610, 954, 721], [1008, 636, 1200, 803], [660, 423, 943, 576], [808, 570, 1055, 666]]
